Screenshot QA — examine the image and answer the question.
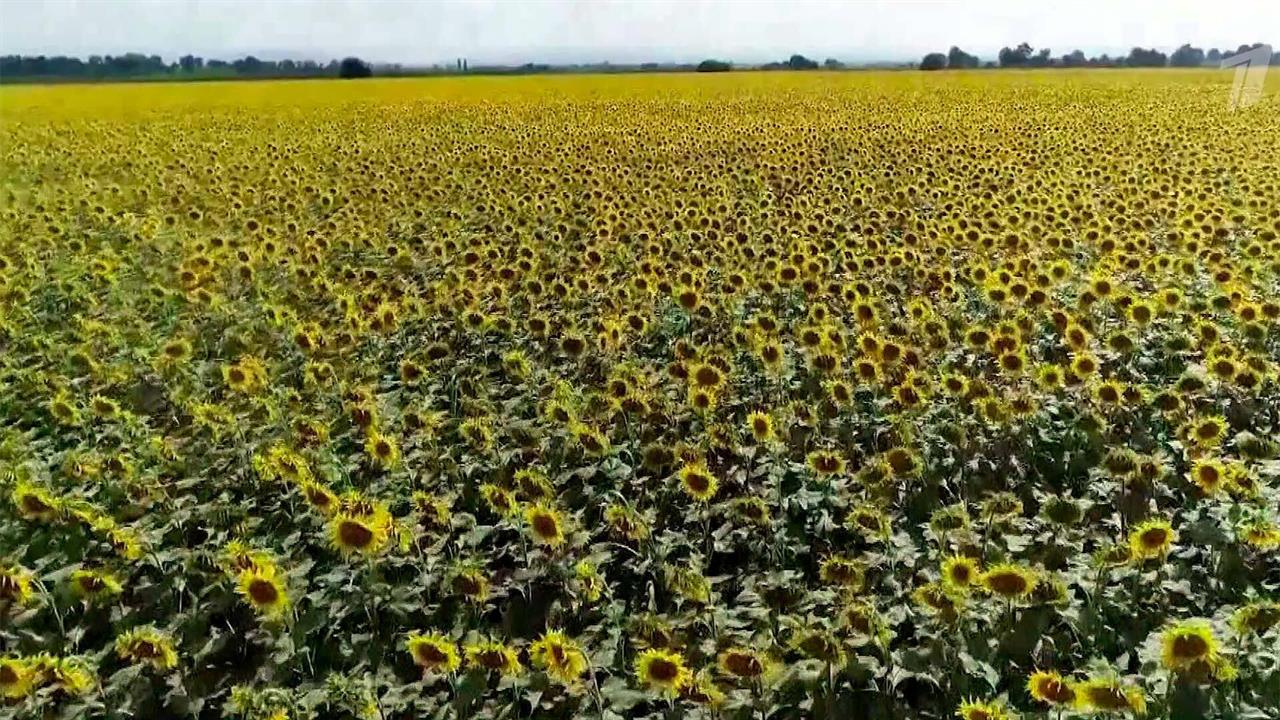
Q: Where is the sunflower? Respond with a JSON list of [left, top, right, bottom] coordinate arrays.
[[1230, 600, 1280, 635], [236, 563, 291, 619], [465, 640, 523, 676], [0, 564, 33, 605], [635, 648, 691, 696], [1027, 670, 1075, 706], [820, 554, 865, 590], [298, 479, 339, 515], [746, 410, 775, 442], [717, 646, 771, 681], [69, 568, 123, 601], [115, 626, 178, 671], [1238, 518, 1280, 550], [524, 503, 567, 548], [688, 361, 725, 390], [329, 511, 390, 556], [605, 504, 650, 541], [680, 669, 726, 707], [0, 657, 35, 699], [980, 564, 1038, 601], [1160, 619, 1232, 681], [956, 698, 1011, 720], [1185, 415, 1227, 448], [530, 630, 589, 684], [1189, 459, 1227, 495], [1128, 518, 1176, 561], [678, 460, 719, 502], [479, 483, 520, 519], [846, 505, 891, 541], [942, 555, 981, 593], [12, 481, 61, 522], [792, 628, 845, 664], [362, 431, 400, 470], [1072, 676, 1147, 715], [807, 449, 845, 477], [450, 565, 490, 603], [405, 632, 460, 674]]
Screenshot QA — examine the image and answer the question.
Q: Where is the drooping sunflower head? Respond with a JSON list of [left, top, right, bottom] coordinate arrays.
[[1230, 600, 1280, 635], [820, 554, 866, 590], [115, 626, 179, 671], [718, 646, 771, 681], [635, 648, 691, 696], [405, 632, 460, 675], [1027, 670, 1075, 706], [956, 698, 1011, 720], [69, 568, 123, 601], [806, 449, 845, 477], [12, 481, 61, 522], [1160, 620, 1222, 674], [464, 640, 523, 676], [1073, 676, 1147, 716], [0, 564, 34, 605], [530, 630, 588, 684], [0, 657, 35, 699], [980, 564, 1038, 601]]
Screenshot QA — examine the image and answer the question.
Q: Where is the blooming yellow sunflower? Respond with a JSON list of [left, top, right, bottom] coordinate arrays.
[[530, 630, 589, 684], [678, 460, 719, 502], [236, 563, 291, 619], [1027, 670, 1075, 706], [405, 632, 460, 675], [980, 563, 1038, 601], [1072, 675, 1147, 715], [635, 648, 691, 696], [1129, 518, 1176, 561], [524, 503, 567, 548]]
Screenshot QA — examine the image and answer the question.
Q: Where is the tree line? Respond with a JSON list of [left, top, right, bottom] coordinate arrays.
[[0, 53, 375, 82], [921, 42, 1277, 70]]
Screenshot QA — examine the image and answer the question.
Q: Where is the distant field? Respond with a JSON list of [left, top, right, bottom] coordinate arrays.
[[1, 70, 1279, 720]]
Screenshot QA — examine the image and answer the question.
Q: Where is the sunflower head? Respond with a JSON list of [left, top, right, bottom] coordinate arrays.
[[718, 646, 771, 680], [1073, 676, 1147, 716], [237, 563, 291, 619], [942, 555, 981, 592], [1129, 518, 1176, 561], [524, 503, 567, 548], [464, 640, 523, 676], [115, 626, 179, 671], [678, 461, 719, 502], [980, 564, 1038, 601], [530, 630, 588, 684], [406, 632, 460, 675], [1027, 670, 1075, 706], [956, 698, 1011, 720], [635, 648, 691, 696]]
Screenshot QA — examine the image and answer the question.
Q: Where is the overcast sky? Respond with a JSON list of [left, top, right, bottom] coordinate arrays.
[[2, 0, 1277, 65]]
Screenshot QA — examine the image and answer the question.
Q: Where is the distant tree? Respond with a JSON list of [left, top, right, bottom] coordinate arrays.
[[338, 57, 372, 78], [998, 42, 1034, 67], [696, 59, 731, 72], [1207, 48, 1222, 63], [178, 54, 202, 72], [1061, 49, 1087, 67], [920, 53, 947, 71], [1126, 47, 1168, 67], [823, 58, 844, 69], [1028, 48, 1052, 67], [787, 54, 819, 70], [1169, 44, 1205, 67], [947, 46, 980, 69]]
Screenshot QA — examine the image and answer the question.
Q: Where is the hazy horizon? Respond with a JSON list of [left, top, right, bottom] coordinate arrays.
[[2, 0, 1277, 66]]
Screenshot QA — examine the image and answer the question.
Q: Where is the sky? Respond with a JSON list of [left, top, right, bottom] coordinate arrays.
[[1, 0, 1278, 66]]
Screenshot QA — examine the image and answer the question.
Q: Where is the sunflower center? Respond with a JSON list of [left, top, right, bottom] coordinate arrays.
[[416, 644, 447, 664], [987, 572, 1029, 596], [339, 520, 374, 548], [1140, 528, 1169, 548], [532, 513, 559, 538], [0, 665, 19, 684], [248, 578, 279, 605], [1171, 633, 1208, 659], [648, 658, 679, 682], [725, 652, 763, 677]]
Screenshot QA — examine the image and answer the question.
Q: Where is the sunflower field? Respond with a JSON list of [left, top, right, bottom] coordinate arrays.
[[1, 70, 1279, 720]]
